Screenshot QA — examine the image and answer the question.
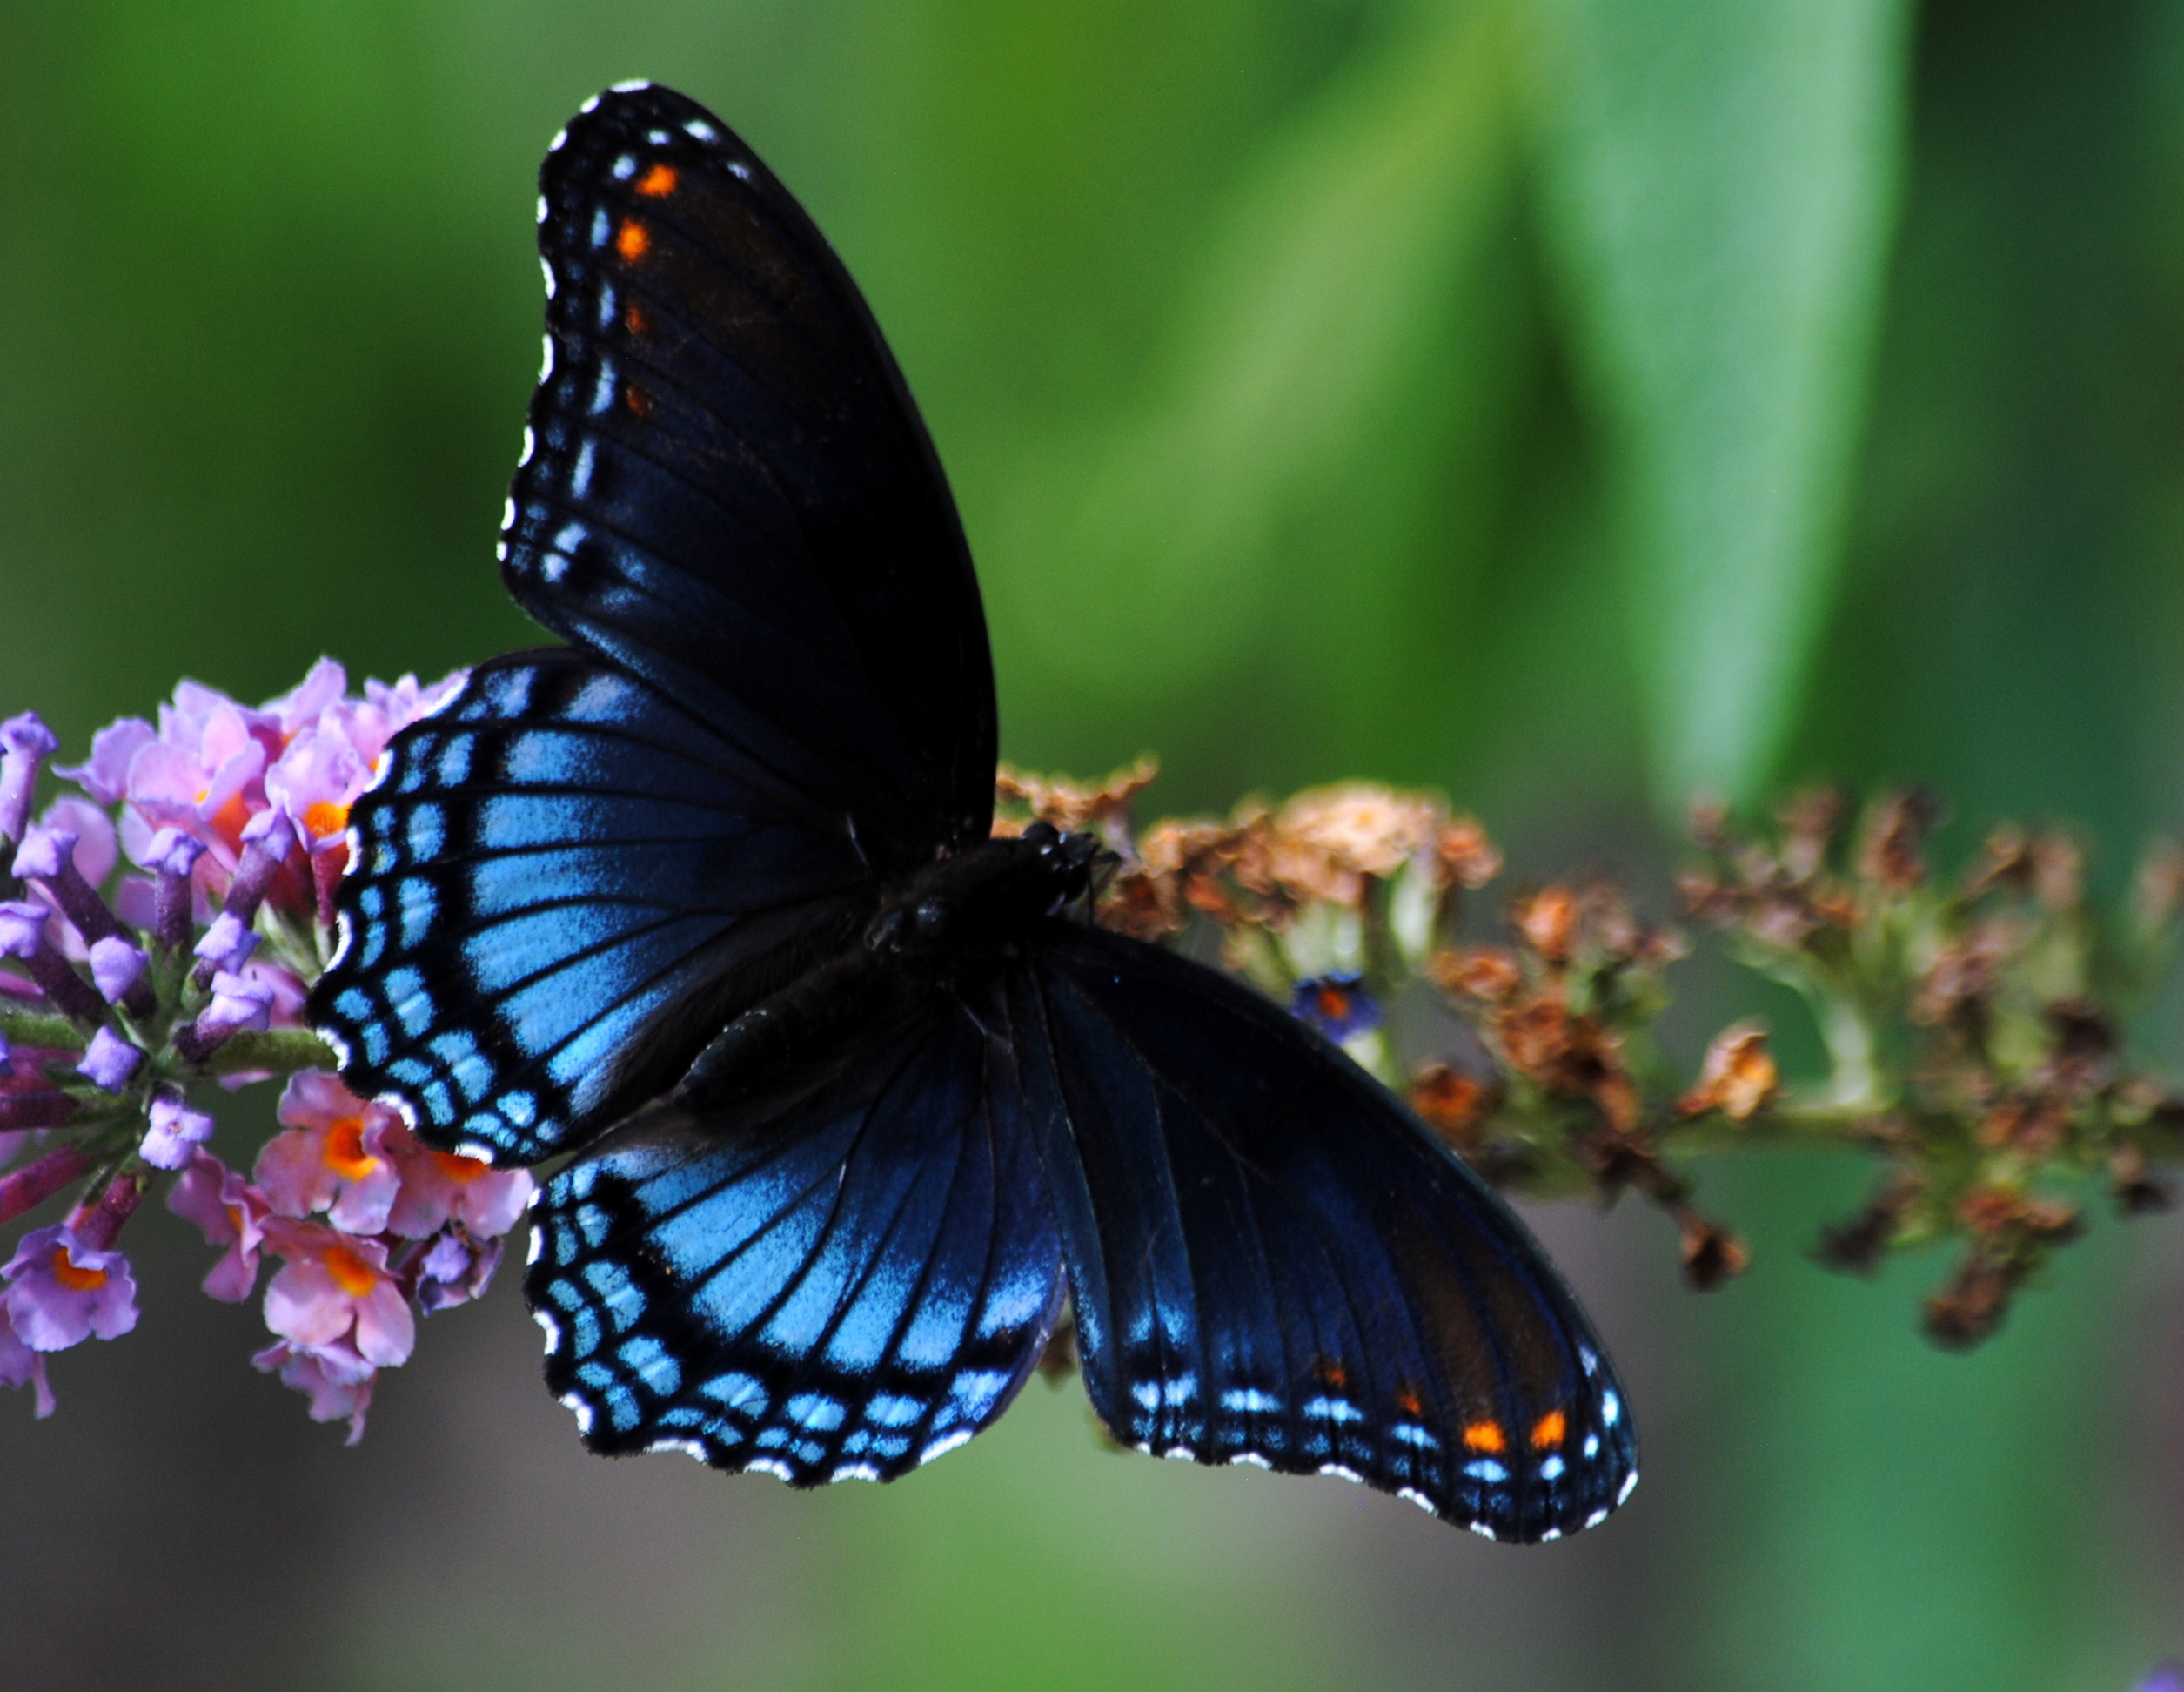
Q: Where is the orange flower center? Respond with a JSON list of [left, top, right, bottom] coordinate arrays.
[[49, 1246, 107, 1292], [304, 799, 350, 842], [432, 1150, 490, 1185], [321, 1117, 379, 1181], [322, 1245, 379, 1299]]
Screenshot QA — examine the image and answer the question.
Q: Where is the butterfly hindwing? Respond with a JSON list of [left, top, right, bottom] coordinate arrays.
[[1015, 925, 1638, 1541], [512, 82, 995, 866], [314, 648, 872, 1161], [526, 994, 1066, 1480]]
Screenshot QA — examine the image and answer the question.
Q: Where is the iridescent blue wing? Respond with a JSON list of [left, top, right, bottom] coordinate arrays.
[[1014, 926, 1638, 1542], [511, 81, 995, 867], [314, 648, 871, 1161], [526, 993, 1065, 1481]]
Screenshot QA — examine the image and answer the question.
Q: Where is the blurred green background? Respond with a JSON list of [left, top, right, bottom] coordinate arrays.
[[3, 0, 2183, 1686]]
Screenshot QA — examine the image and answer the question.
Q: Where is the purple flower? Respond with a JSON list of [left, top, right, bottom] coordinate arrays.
[[416, 1229, 506, 1315], [251, 1338, 375, 1442], [142, 826, 207, 950], [193, 911, 258, 976], [88, 936, 147, 1005], [0, 899, 106, 1024], [56, 716, 156, 807], [75, 1028, 144, 1093], [0, 713, 58, 847], [1290, 972, 1382, 1041], [2140, 1662, 2184, 1692], [166, 1150, 269, 1301], [3, 1224, 139, 1349], [176, 968, 275, 1061], [140, 1090, 215, 1170], [0, 1304, 54, 1418]]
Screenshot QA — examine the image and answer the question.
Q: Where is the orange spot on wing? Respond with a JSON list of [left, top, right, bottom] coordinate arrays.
[[615, 218, 651, 262], [1461, 1420, 1506, 1454], [1531, 1409, 1567, 1449], [1394, 1387, 1424, 1417], [634, 162, 678, 198], [1314, 1359, 1349, 1391], [624, 302, 648, 335], [625, 384, 652, 418]]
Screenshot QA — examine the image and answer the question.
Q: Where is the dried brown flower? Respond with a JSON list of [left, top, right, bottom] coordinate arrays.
[[1408, 1063, 1497, 1147], [1512, 887, 1580, 967], [1858, 788, 1943, 891], [1430, 946, 1523, 1003], [1677, 1021, 1779, 1122], [1678, 1214, 1750, 1290]]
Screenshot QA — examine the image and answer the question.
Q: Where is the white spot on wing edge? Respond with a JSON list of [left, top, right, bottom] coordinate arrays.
[[525, 1225, 544, 1265], [535, 194, 549, 225], [559, 1391, 594, 1435], [579, 94, 602, 114], [829, 1463, 882, 1484], [1315, 1463, 1363, 1486], [684, 118, 719, 141], [539, 256, 555, 299], [1395, 1487, 1438, 1518], [547, 127, 568, 153], [1539, 1527, 1563, 1542], [1467, 1521, 1498, 1541], [919, 1430, 974, 1467], [532, 1307, 560, 1353], [1584, 1507, 1609, 1529], [1617, 1468, 1640, 1506], [539, 335, 554, 380], [455, 1138, 499, 1165], [645, 1437, 709, 1463], [745, 1457, 794, 1482], [608, 78, 651, 93], [518, 426, 535, 468], [1227, 1453, 1272, 1471]]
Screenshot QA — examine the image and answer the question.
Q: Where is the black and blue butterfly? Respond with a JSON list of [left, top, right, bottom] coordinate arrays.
[[309, 82, 1637, 1541]]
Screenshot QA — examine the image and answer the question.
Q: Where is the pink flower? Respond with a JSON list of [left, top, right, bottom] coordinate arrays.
[[384, 1118, 534, 1239], [165, 1151, 270, 1302], [265, 664, 464, 855], [256, 1071, 403, 1233], [2, 1223, 139, 1349], [251, 1338, 375, 1443], [0, 1302, 54, 1418], [260, 1219, 414, 1367]]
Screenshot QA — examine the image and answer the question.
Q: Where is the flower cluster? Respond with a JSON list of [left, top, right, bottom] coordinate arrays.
[[0, 661, 532, 1432], [1015, 767, 2184, 1343]]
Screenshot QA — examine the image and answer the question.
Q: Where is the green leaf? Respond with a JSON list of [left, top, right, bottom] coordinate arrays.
[[1522, 0, 1915, 807]]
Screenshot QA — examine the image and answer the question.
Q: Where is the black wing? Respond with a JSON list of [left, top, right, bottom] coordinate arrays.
[[314, 650, 873, 1161], [1014, 925, 1638, 1541], [526, 992, 1065, 1482], [509, 81, 995, 865]]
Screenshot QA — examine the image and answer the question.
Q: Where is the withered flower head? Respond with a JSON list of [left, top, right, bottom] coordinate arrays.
[[1408, 1063, 1497, 1147], [1857, 787, 1944, 891], [1512, 886, 1579, 967], [1430, 946, 1524, 1003], [996, 757, 1158, 838], [1677, 1021, 1779, 1122], [1267, 783, 1444, 907], [1775, 788, 1846, 882], [1430, 818, 1502, 891], [1677, 1214, 1750, 1291]]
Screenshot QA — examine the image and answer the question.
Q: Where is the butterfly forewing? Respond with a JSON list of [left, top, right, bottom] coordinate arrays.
[[1015, 926, 1638, 1541], [526, 997, 1066, 1480], [314, 648, 871, 1160], [513, 83, 995, 865]]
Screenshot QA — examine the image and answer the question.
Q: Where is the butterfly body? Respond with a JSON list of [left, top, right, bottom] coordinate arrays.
[[310, 81, 1638, 1541]]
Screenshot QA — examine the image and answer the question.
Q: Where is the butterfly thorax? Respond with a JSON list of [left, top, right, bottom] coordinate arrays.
[[670, 823, 1098, 1113]]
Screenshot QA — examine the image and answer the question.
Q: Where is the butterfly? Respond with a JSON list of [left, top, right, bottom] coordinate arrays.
[[309, 81, 1637, 1541]]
